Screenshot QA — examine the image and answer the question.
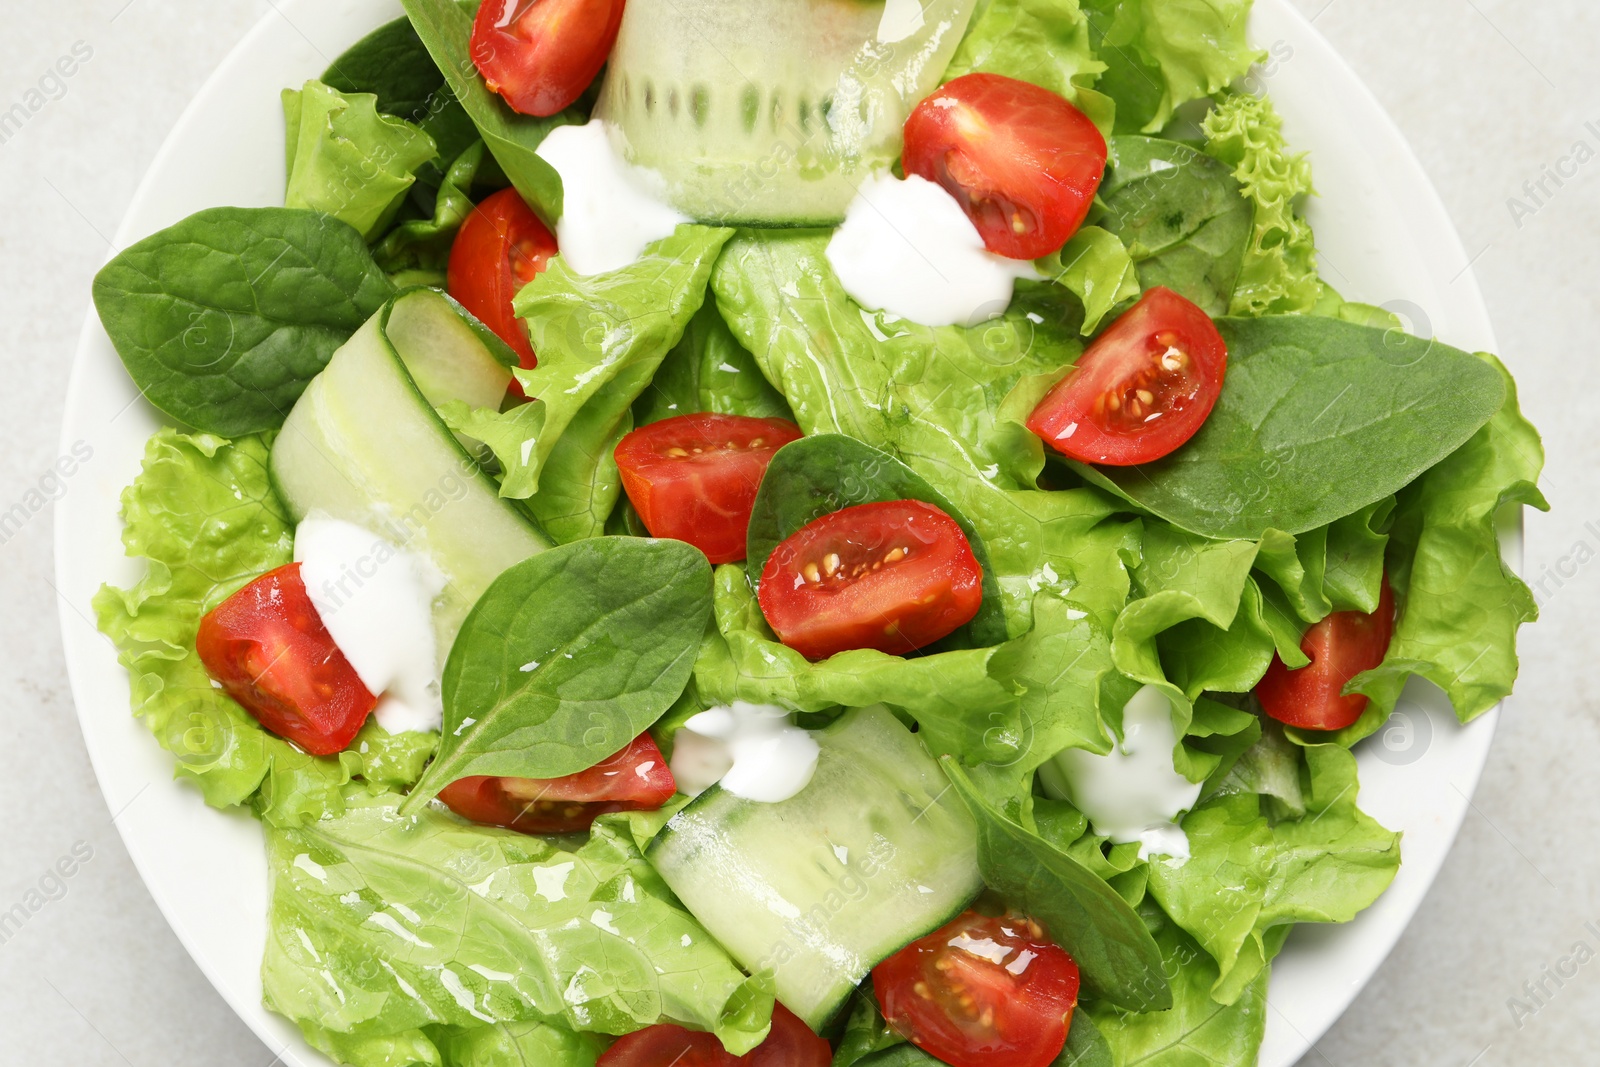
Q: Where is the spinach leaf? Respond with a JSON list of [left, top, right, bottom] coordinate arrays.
[[402, 538, 713, 810], [1345, 353, 1547, 736], [940, 758, 1171, 1012], [1086, 905, 1270, 1065], [855, 1047, 942, 1067], [92, 207, 395, 436], [374, 140, 486, 278], [1072, 315, 1507, 540], [745, 434, 1009, 647], [831, 985, 907, 1067], [1060, 1011, 1114, 1067], [320, 13, 446, 121], [1097, 136, 1251, 316], [402, 0, 571, 224]]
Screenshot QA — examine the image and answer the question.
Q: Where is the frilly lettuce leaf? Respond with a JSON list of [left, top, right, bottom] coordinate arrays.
[[92, 429, 436, 828], [283, 79, 438, 241], [1201, 92, 1324, 316], [262, 798, 772, 1059]]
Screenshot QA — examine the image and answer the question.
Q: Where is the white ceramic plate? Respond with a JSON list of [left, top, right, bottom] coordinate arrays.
[[56, 2, 1513, 1064]]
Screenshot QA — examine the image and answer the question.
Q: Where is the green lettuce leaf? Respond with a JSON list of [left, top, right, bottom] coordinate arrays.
[[441, 1021, 602, 1067], [1081, 0, 1261, 134], [263, 799, 772, 1058], [92, 430, 437, 827], [1344, 353, 1547, 736], [283, 80, 438, 241], [634, 302, 792, 426], [1201, 92, 1323, 316], [1145, 744, 1400, 1004], [945, 0, 1108, 122], [1087, 905, 1271, 1066], [711, 228, 1141, 635], [470, 226, 733, 541], [943, 758, 1171, 1011], [1035, 226, 1142, 334], [436, 399, 547, 501]]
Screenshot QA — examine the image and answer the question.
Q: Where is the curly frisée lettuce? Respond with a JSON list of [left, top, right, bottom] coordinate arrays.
[[92, 430, 436, 827]]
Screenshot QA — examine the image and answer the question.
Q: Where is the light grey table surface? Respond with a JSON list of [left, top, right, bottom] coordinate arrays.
[[1, 2, 1593, 1064]]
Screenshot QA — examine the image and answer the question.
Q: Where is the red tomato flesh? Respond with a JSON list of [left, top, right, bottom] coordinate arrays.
[[757, 500, 983, 661], [439, 733, 676, 835], [597, 1002, 830, 1067], [196, 563, 377, 756], [471, 0, 626, 117], [615, 414, 803, 564], [873, 911, 1082, 1067], [1256, 576, 1396, 732], [1027, 286, 1228, 466], [447, 186, 558, 382], [903, 72, 1108, 260]]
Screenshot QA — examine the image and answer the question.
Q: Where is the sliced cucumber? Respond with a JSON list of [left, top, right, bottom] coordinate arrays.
[[270, 292, 551, 656], [647, 706, 981, 1029], [382, 288, 513, 411], [595, 0, 977, 225]]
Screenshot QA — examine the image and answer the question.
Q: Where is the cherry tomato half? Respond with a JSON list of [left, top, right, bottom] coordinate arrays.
[[873, 911, 1082, 1067], [903, 72, 1107, 260], [1027, 286, 1228, 466], [597, 1002, 830, 1067], [439, 733, 676, 835], [615, 414, 803, 564], [471, 0, 626, 117], [196, 563, 376, 756], [1256, 576, 1396, 732], [447, 186, 558, 380], [757, 500, 983, 661]]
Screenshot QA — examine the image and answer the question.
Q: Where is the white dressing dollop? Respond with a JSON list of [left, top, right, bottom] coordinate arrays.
[[668, 702, 820, 803], [535, 120, 689, 276], [1044, 684, 1200, 863], [825, 172, 1038, 328], [293, 514, 446, 734]]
